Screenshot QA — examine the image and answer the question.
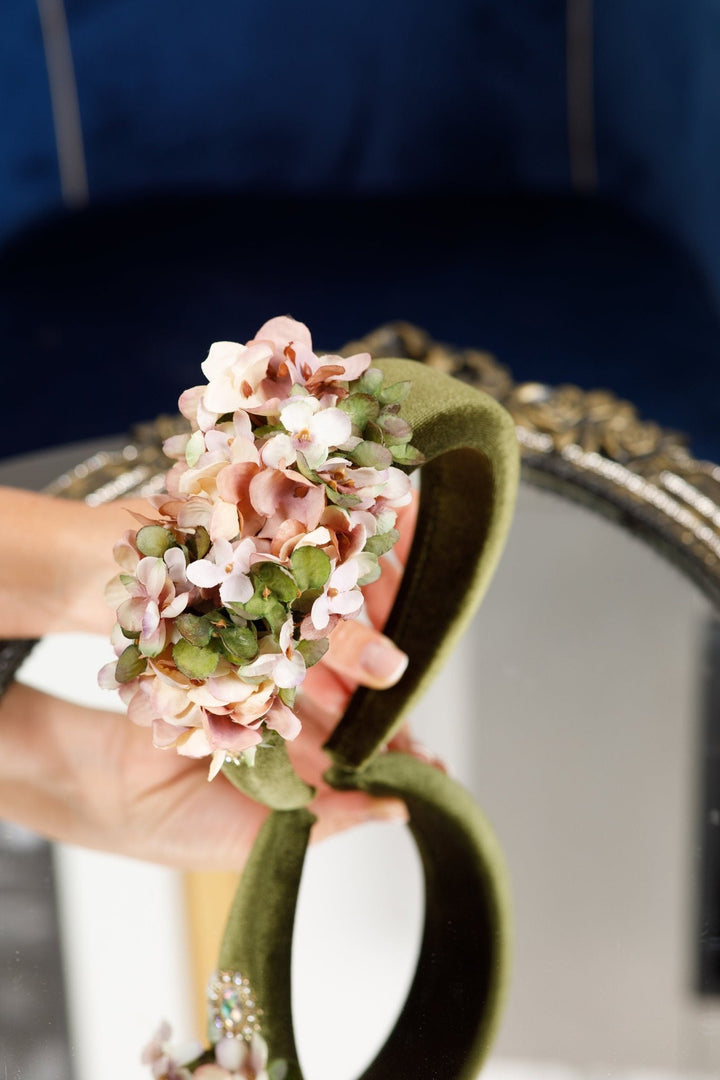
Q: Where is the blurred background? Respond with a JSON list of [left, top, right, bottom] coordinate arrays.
[[2, 2, 720, 1079]]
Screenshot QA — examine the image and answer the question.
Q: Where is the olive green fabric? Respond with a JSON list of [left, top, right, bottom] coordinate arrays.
[[219, 756, 511, 1080], [325, 357, 519, 769], [216, 359, 519, 1078]]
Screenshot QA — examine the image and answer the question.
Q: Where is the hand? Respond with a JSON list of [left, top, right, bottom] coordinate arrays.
[[0, 496, 418, 869]]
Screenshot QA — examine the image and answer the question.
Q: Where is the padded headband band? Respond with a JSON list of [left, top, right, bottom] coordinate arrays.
[[215, 358, 520, 1078]]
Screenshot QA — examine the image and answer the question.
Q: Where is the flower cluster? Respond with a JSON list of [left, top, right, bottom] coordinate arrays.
[[100, 317, 421, 778], [142, 1023, 286, 1080]]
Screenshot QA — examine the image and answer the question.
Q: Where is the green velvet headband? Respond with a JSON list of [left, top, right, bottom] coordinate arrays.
[[214, 358, 520, 1079]]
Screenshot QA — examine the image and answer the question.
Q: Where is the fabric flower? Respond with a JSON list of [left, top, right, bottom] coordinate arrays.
[[261, 396, 352, 471], [310, 558, 364, 630], [117, 555, 190, 656], [141, 1020, 202, 1080], [194, 1033, 275, 1080], [186, 537, 257, 604], [238, 618, 306, 695]]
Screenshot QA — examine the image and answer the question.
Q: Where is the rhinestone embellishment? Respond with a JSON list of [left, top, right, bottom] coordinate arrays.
[[206, 970, 263, 1042]]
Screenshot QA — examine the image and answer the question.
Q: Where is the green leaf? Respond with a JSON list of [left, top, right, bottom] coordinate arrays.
[[278, 686, 297, 709], [188, 525, 211, 561], [119, 625, 141, 640], [172, 639, 220, 680], [325, 486, 362, 508], [364, 528, 400, 557], [175, 612, 214, 647], [391, 443, 426, 467], [222, 729, 315, 810], [364, 419, 384, 444], [252, 423, 285, 439], [357, 552, 381, 586], [377, 380, 411, 406], [351, 367, 384, 396], [297, 637, 330, 668], [115, 644, 147, 683], [337, 393, 380, 431], [378, 413, 412, 445], [185, 429, 205, 467], [348, 440, 393, 469], [290, 546, 331, 591], [136, 525, 176, 558], [290, 586, 323, 614], [218, 624, 258, 662], [293, 453, 322, 484], [252, 562, 299, 605]]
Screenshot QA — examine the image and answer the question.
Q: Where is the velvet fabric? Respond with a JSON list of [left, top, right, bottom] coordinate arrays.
[[217, 360, 518, 1077], [219, 756, 511, 1080]]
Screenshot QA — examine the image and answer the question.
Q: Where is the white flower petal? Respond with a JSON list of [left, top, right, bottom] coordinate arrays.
[[261, 433, 296, 469], [186, 560, 224, 589]]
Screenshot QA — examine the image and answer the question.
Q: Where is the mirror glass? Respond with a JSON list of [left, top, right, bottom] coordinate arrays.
[[2, 446, 719, 1079]]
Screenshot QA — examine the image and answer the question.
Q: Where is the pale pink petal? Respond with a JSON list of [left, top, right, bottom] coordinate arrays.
[[310, 592, 330, 630], [177, 496, 212, 531], [336, 350, 372, 380], [97, 661, 120, 690], [186, 560, 224, 589], [219, 572, 254, 604], [141, 599, 161, 637], [127, 687, 156, 727], [203, 714, 264, 752], [248, 1031, 270, 1071], [176, 726, 213, 758], [117, 596, 148, 633], [162, 593, 190, 619], [201, 340, 245, 381], [272, 652, 306, 689], [163, 433, 190, 459], [193, 1065, 231, 1080], [209, 500, 240, 543], [311, 407, 352, 448], [332, 559, 360, 591], [139, 620, 166, 658], [215, 1037, 247, 1071], [261, 432, 296, 469], [254, 315, 313, 351], [152, 718, 188, 748], [281, 398, 316, 431], [331, 590, 364, 617], [265, 698, 302, 738], [136, 557, 169, 598]]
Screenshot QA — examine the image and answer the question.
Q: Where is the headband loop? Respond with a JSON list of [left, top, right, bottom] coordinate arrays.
[[325, 357, 519, 769], [217, 755, 511, 1080]]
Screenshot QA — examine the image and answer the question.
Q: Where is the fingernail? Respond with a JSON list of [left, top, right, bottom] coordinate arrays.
[[369, 798, 409, 824], [359, 637, 408, 686]]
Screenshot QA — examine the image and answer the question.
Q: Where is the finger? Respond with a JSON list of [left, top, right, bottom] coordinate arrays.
[[321, 620, 408, 690], [310, 790, 408, 844], [386, 723, 449, 773]]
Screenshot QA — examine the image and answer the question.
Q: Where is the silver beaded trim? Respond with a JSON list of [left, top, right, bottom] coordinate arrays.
[[206, 969, 263, 1043]]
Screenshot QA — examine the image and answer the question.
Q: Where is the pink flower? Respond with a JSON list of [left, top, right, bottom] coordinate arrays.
[[310, 559, 364, 631], [250, 466, 325, 536], [141, 1020, 202, 1079], [238, 618, 306, 695], [186, 537, 257, 604], [117, 555, 190, 657], [261, 396, 353, 471], [251, 315, 370, 396], [194, 1033, 273, 1080]]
